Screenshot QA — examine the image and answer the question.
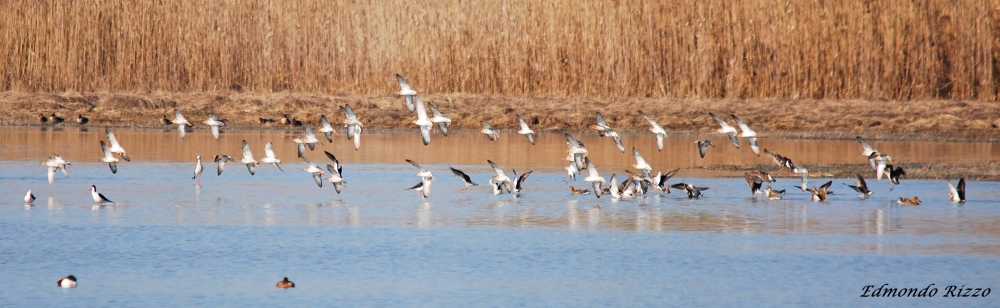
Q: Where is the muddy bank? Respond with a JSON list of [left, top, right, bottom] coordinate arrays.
[[699, 163, 1000, 182], [2, 91, 1000, 141]]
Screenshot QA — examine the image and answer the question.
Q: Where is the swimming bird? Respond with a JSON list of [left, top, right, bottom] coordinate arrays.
[[49, 113, 65, 124], [489, 179, 504, 195], [594, 112, 625, 152], [38, 113, 48, 124], [709, 113, 740, 149], [583, 157, 607, 199], [276, 277, 295, 288], [203, 115, 225, 140], [449, 167, 478, 192], [57, 275, 77, 288], [948, 178, 966, 202], [844, 174, 873, 199], [91, 185, 114, 204], [325, 163, 346, 194], [856, 136, 877, 157], [886, 165, 906, 191], [160, 115, 173, 125], [105, 127, 130, 161], [25, 190, 35, 204], [745, 170, 776, 197], [76, 114, 89, 125], [341, 105, 363, 151], [428, 103, 451, 137], [172, 109, 193, 138], [487, 160, 512, 192], [898, 197, 921, 206], [480, 121, 499, 141], [670, 183, 709, 199], [695, 140, 715, 158], [396, 74, 418, 111], [407, 159, 434, 179], [809, 181, 834, 201], [302, 157, 326, 188], [569, 186, 591, 195], [193, 155, 203, 185], [99, 141, 120, 174], [407, 176, 433, 199], [730, 114, 760, 156], [261, 142, 284, 171], [412, 96, 433, 145], [213, 154, 231, 176], [514, 115, 535, 145], [239, 140, 260, 176], [319, 115, 336, 143], [764, 185, 785, 200], [637, 111, 667, 151]]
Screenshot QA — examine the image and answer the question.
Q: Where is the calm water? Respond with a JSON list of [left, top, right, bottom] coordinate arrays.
[[1, 127, 999, 306]]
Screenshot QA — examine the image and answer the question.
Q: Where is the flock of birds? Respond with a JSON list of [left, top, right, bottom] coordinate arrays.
[[26, 74, 974, 289]]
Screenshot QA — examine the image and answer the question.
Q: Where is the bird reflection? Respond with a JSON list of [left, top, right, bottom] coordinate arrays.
[[587, 206, 602, 229], [566, 200, 580, 230], [347, 206, 360, 226], [417, 202, 432, 228]]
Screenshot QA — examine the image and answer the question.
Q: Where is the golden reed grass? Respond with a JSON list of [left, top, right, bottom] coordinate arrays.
[[0, 0, 996, 99]]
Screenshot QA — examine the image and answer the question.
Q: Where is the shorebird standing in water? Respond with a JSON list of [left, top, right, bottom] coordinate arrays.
[[25, 190, 35, 204], [193, 155, 203, 185], [91, 185, 114, 204], [709, 113, 740, 149], [516, 115, 535, 145], [637, 111, 667, 151], [396, 74, 418, 111]]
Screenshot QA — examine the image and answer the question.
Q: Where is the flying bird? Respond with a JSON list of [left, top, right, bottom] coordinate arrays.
[[449, 167, 478, 193], [105, 127, 131, 161], [631, 147, 652, 174], [583, 157, 607, 199], [480, 121, 499, 141], [671, 183, 710, 199], [709, 113, 740, 149], [396, 74, 418, 111], [637, 111, 667, 151], [511, 170, 532, 194], [173, 109, 194, 138], [408, 176, 434, 199], [261, 142, 284, 171], [428, 103, 451, 136], [239, 140, 260, 176], [856, 136, 877, 157], [319, 115, 336, 143], [91, 185, 114, 204], [730, 114, 760, 156], [516, 115, 535, 145], [325, 163, 346, 194], [213, 154, 231, 176], [695, 140, 715, 158], [202, 114, 226, 140], [844, 174, 873, 199], [886, 165, 906, 191], [809, 181, 834, 202], [341, 105, 363, 151], [744, 170, 776, 197], [412, 96, 433, 145], [487, 160, 512, 193], [301, 157, 326, 188], [868, 152, 892, 180], [99, 140, 120, 174], [594, 112, 625, 152], [948, 178, 966, 203]]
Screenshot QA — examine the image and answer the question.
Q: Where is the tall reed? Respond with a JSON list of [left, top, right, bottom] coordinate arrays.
[[0, 0, 996, 100]]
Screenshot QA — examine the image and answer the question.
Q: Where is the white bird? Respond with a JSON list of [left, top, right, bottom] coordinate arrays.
[[868, 152, 891, 180], [565, 133, 588, 170], [99, 141, 119, 174], [408, 175, 433, 199], [240, 140, 260, 176], [172, 109, 194, 138], [41, 155, 70, 184], [511, 170, 532, 194], [709, 113, 740, 149], [57, 275, 77, 288], [516, 115, 535, 145], [293, 125, 320, 157], [341, 105, 363, 151], [91, 185, 114, 204], [948, 178, 966, 203], [638, 111, 667, 151], [25, 190, 35, 204], [412, 96, 433, 145], [730, 114, 760, 156], [631, 147, 652, 173], [583, 157, 607, 199], [480, 121, 499, 141], [407, 159, 434, 179], [396, 74, 418, 111], [487, 160, 512, 193], [319, 115, 336, 143], [856, 136, 877, 157], [193, 155, 203, 185], [608, 174, 623, 199], [324, 151, 346, 194], [203, 115, 225, 140], [260, 142, 284, 171], [489, 179, 504, 195], [302, 157, 326, 188], [213, 154, 231, 176], [428, 103, 451, 137], [105, 127, 131, 161], [595, 112, 625, 152]]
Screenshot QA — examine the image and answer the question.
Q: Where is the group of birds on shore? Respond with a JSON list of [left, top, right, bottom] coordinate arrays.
[[27, 73, 970, 207]]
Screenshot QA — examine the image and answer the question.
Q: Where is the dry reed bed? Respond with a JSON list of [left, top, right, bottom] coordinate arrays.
[[2, 91, 999, 141], [1, 0, 998, 99]]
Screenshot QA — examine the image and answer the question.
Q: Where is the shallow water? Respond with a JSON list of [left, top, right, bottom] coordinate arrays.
[[1, 128, 999, 306]]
